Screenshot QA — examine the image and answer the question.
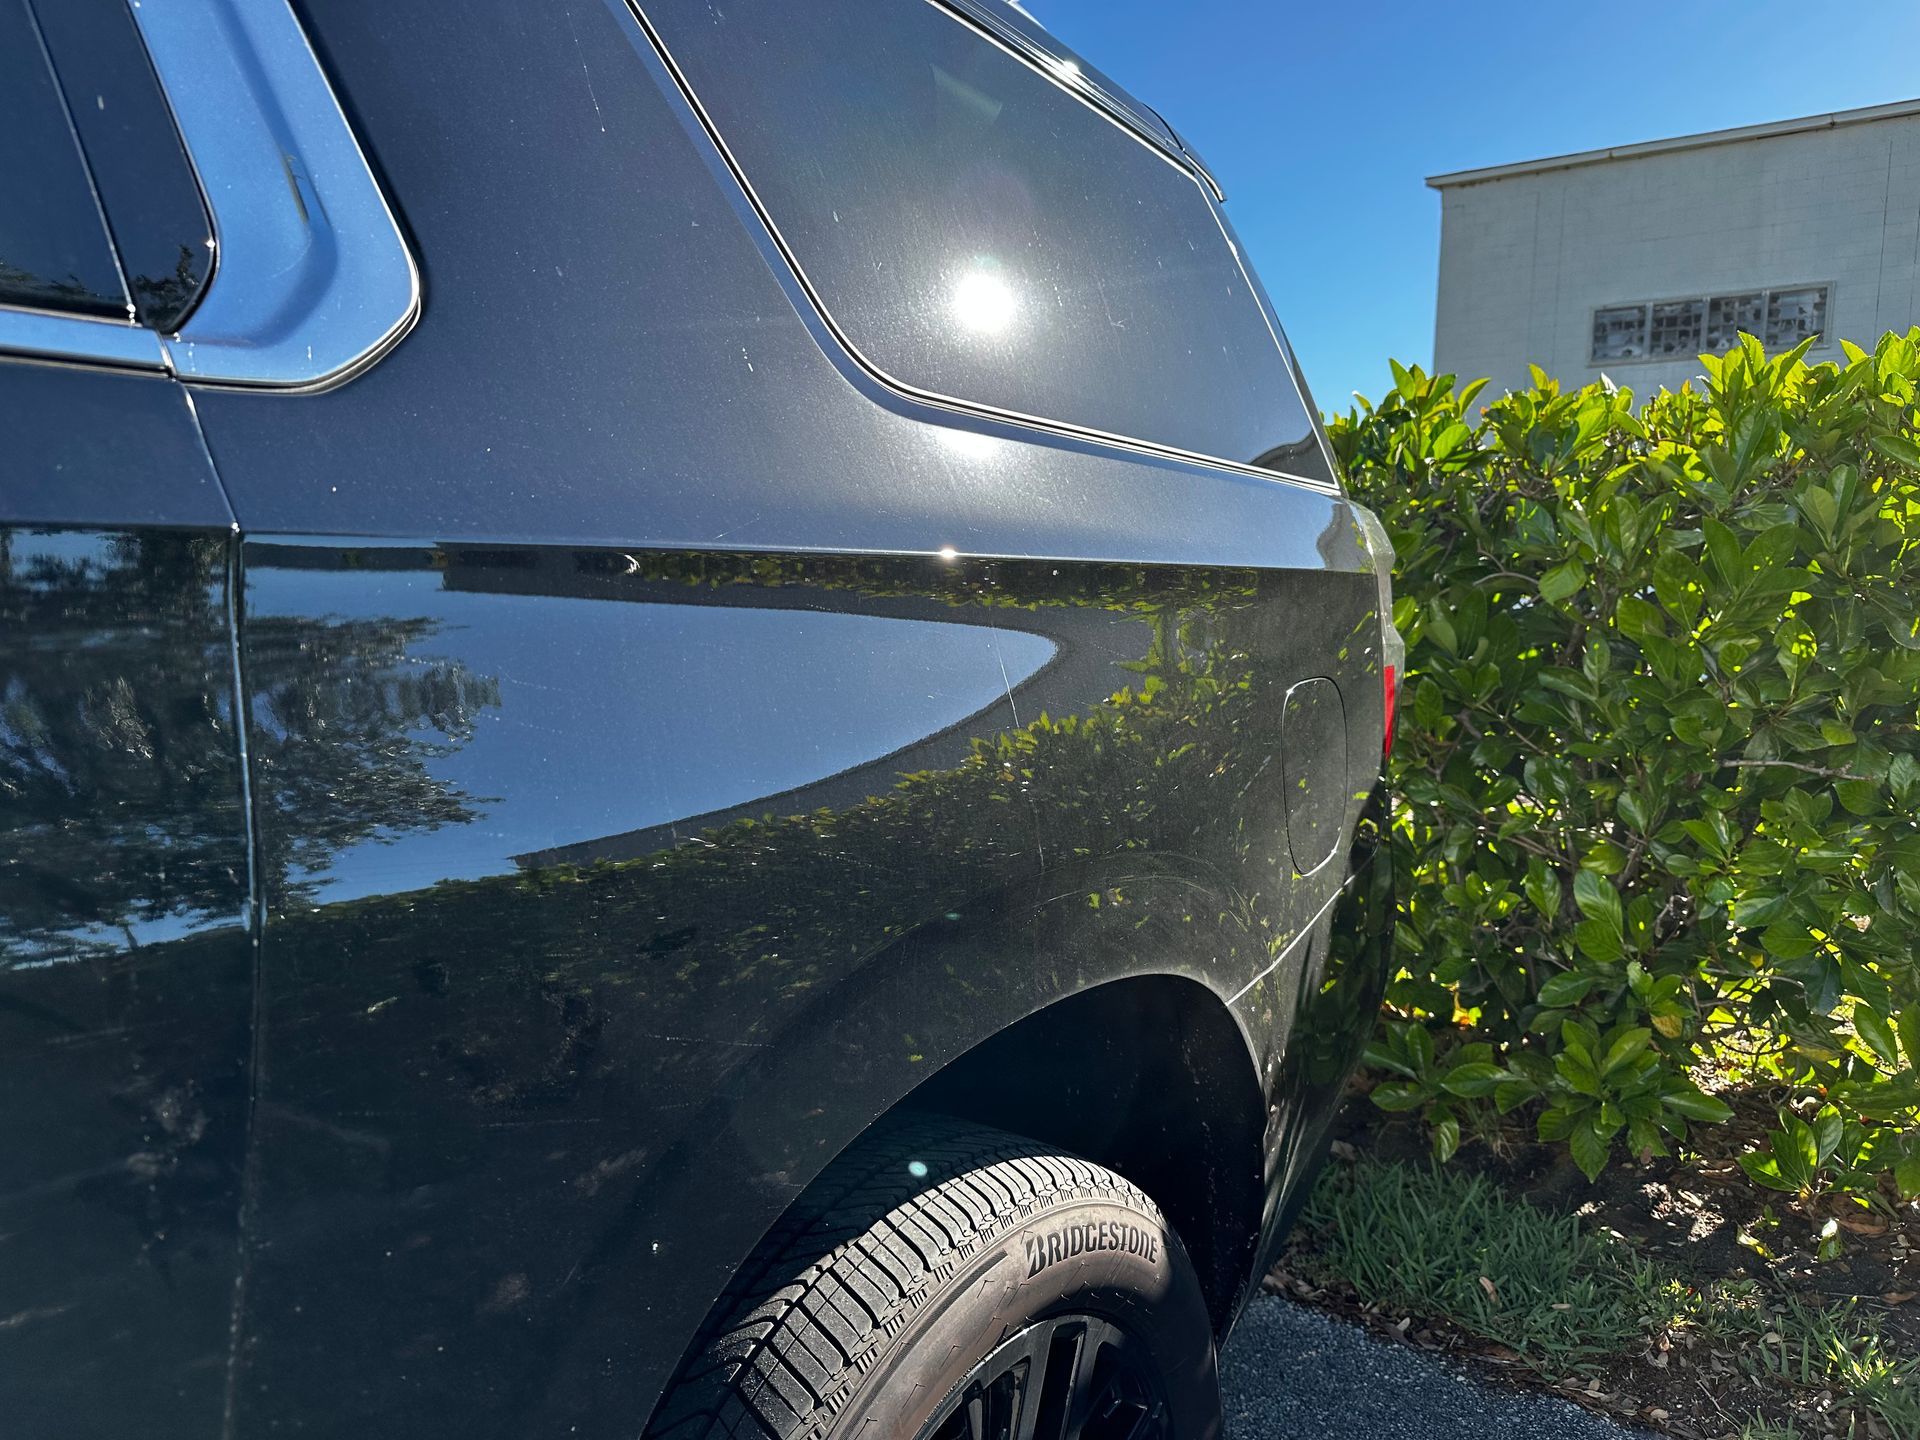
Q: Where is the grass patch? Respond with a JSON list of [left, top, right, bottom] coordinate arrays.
[[1288, 1158, 1920, 1438], [1751, 1297, 1920, 1437], [1298, 1155, 1658, 1362]]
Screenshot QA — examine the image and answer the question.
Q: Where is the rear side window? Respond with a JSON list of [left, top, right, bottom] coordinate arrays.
[[0, 0, 211, 330], [0, 0, 126, 318], [33, 0, 213, 331], [641, 0, 1323, 478]]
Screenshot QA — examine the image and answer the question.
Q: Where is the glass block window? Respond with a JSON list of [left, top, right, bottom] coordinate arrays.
[[1592, 284, 1830, 363], [1592, 304, 1648, 362], [1706, 293, 1765, 350], [1766, 286, 1829, 348], [1649, 299, 1704, 356]]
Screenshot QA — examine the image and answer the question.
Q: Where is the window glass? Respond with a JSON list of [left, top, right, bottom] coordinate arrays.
[[1766, 286, 1827, 349], [0, 0, 126, 318], [1648, 299, 1702, 357], [640, 0, 1323, 477], [31, 0, 213, 331], [1595, 286, 1832, 364], [1591, 304, 1647, 362], [1706, 293, 1764, 351]]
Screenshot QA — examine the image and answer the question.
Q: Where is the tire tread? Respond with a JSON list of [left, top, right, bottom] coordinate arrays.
[[644, 1113, 1165, 1440]]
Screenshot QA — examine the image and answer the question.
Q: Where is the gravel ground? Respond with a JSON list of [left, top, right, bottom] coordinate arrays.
[[1221, 1295, 1651, 1440]]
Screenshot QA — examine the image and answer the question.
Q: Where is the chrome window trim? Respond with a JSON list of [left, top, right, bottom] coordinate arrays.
[[133, 0, 418, 389], [941, 0, 1226, 200], [0, 308, 167, 371], [0, 0, 418, 391]]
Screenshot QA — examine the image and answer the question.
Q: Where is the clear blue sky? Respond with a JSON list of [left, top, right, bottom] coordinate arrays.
[[1029, 0, 1920, 413]]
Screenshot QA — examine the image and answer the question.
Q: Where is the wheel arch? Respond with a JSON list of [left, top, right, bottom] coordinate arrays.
[[619, 869, 1280, 1427], [905, 973, 1268, 1335]]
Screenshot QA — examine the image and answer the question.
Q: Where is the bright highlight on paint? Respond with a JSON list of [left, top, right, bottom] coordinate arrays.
[[950, 267, 1018, 334], [938, 546, 958, 562]]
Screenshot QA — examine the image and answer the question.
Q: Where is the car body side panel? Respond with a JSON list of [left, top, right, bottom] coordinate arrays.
[[0, 370, 250, 1440], [227, 540, 1383, 1437], [175, 0, 1393, 1432]]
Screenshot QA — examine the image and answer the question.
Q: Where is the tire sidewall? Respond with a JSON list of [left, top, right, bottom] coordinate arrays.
[[828, 1197, 1218, 1439]]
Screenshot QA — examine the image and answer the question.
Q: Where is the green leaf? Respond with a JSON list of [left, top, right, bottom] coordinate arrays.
[[1662, 1088, 1733, 1124], [1536, 970, 1596, 1008], [1892, 753, 1920, 803], [1404, 1023, 1435, 1075], [1536, 1104, 1579, 1142], [1872, 432, 1920, 468], [1439, 1061, 1504, 1098], [1538, 561, 1587, 605], [1554, 1045, 1603, 1098], [1855, 1004, 1900, 1068], [1568, 1116, 1611, 1181], [1431, 1112, 1462, 1164], [1573, 919, 1624, 966], [1613, 594, 1665, 639], [1430, 422, 1472, 460], [1760, 922, 1818, 960], [1573, 870, 1623, 932], [1703, 517, 1745, 587], [1600, 1027, 1653, 1077], [1370, 1081, 1427, 1113], [1493, 1078, 1537, 1115], [1413, 677, 1445, 731], [1738, 1150, 1797, 1192], [1730, 893, 1788, 929], [1523, 861, 1562, 922], [1363, 1038, 1417, 1079], [1652, 547, 1705, 624], [1777, 1118, 1820, 1191], [1898, 1008, 1920, 1075], [1811, 1106, 1845, 1165], [1798, 484, 1839, 535], [1836, 779, 1881, 815]]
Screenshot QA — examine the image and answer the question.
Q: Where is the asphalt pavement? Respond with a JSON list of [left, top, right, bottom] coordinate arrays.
[[1221, 1295, 1650, 1440]]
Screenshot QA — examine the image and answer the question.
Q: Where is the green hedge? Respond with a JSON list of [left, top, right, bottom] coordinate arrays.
[[1333, 333, 1920, 1188]]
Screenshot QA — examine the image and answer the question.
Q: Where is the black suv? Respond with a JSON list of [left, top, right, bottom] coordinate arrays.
[[1, 1, 1399, 1436]]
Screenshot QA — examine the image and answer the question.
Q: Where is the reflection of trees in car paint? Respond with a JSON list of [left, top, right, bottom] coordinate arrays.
[[243, 546, 1371, 1099], [0, 530, 498, 960], [2, 531, 242, 959]]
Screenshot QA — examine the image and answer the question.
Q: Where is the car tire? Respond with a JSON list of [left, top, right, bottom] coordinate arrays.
[[645, 1112, 1222, 1440]]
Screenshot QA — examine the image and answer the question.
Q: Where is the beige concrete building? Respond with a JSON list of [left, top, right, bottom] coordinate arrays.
[[1430, 99, 1920, 395]]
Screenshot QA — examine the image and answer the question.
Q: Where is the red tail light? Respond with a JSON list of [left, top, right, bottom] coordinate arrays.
[[1382, 664, 1398, 760]]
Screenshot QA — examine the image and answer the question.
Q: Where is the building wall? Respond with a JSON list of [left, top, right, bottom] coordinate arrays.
[[1433, 112, 1920, 397]]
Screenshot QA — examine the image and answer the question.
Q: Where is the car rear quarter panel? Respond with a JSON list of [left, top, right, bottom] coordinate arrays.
[[224, 537, 1382, 1435], [182, 0, 1390, 1432]]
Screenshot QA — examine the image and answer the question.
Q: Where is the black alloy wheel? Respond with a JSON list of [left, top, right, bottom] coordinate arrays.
[[920, 1313, 1169, 1440]]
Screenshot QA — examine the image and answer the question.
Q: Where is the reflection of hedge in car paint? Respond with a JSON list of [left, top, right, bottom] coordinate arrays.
[[270, 568, 1318, 1107]]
